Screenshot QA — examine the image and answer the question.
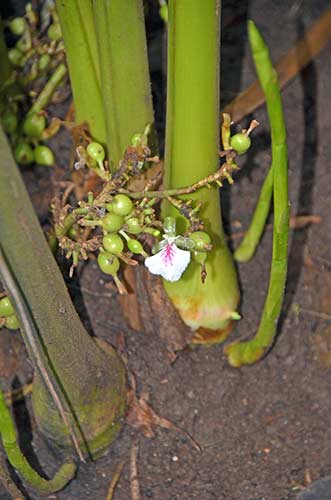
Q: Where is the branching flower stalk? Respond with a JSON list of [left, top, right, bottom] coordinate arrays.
[[52, 121, 255, 291]]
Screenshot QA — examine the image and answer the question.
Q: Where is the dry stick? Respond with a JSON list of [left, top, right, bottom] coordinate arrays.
[[0, 245, 85, 463], [223, 8, 331, 123], [105, 461, 126, 500], [231, 214, 322, 241], [299, 308, 331, 322], [130, 436, 141, 500]]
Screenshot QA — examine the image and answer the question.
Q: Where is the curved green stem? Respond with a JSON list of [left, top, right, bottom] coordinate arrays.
[[162, 0, 239, 338], [225, 20, 289, 366], [0, 389, 76, 493], [234, 167, 273, 262], [29, 63, 67, 115]]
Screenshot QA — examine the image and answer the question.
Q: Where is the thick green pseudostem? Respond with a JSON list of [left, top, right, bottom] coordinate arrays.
[[234, 167, 273, 262], [0, 389, 76, 494], [56, 0, 106, 145], [92, 0, 155, 171], [0, 125, 126, 457], [163, 0, 239, 339], [225, 20, 289, 366]]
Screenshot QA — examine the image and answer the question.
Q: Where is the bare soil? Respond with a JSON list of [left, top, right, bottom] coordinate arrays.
[[0, 1, 330, 499]]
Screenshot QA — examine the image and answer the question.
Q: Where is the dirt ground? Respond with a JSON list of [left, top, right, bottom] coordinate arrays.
[[0, 0, 331, 499]]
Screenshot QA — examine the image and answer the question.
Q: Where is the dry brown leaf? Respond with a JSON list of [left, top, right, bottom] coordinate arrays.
[[126, 388, 201, 452]]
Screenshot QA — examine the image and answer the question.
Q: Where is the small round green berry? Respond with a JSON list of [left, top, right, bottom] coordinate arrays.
[[9, 17, 26, 36], [126, 218, 143, 235], [8, 47, 23, 66], [34, 145, 55, 166], [97, 252, 120, 275], [23, 113, 46, 138], [101, 213, 124, 232], [5, 315, 20, 330], [0, 297, 14, 317], [47, 23, 62, 41], [230, 133, 251, 155], [14, 143, 34, 165], [127, 239, 144, 254], [1, 110, 18, 134], [112, 194, 133, 216], [38, 53, 51, 72], [192, 250, 207, 264], [190, 231, 211, 251], [102, 234, 124, 255], [87, 142, 105, 162]]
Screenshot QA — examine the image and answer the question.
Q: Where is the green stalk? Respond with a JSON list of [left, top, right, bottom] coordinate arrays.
[[234, 167, 273, 262], [225, 21, 289, 366], [163, 0, 240, 341], [92, 0, 155, 170], [55, 0, 106, 144], [29, 63, 67, 114], [0, 388, 76, 494], [0, 124, 126, 458]]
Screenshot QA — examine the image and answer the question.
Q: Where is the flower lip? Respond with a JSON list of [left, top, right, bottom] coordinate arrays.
[[145, 238, 191, 282]]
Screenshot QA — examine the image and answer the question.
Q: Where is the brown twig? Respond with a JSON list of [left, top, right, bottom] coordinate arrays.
[[223, 9, 331, 123], [299, 308, 331, 322], [231, 214, 322, 240], [105, 461, 126, 500], [130, 436, 141, 500]]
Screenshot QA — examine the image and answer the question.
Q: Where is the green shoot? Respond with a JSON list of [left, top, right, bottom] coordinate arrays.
[[225, 20, 289, 366]]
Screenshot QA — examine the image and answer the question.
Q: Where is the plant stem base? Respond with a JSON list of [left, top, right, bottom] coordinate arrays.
[[32, 338, 126, 460], [191, 321, 235, 346]]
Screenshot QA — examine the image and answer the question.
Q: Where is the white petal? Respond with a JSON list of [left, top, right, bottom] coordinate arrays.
[[145, 243, 191, 282]]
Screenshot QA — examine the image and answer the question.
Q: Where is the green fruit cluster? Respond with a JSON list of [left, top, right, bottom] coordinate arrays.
[[0, 296, 20, 331], [96, 195, 150, 277], [1, 7, 64, 168]]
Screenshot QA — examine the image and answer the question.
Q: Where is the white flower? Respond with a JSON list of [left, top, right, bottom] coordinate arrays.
[[144, 238, 191, 282]]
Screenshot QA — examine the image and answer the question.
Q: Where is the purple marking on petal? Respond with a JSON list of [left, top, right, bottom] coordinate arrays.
[[161, 243, 176, 266]]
